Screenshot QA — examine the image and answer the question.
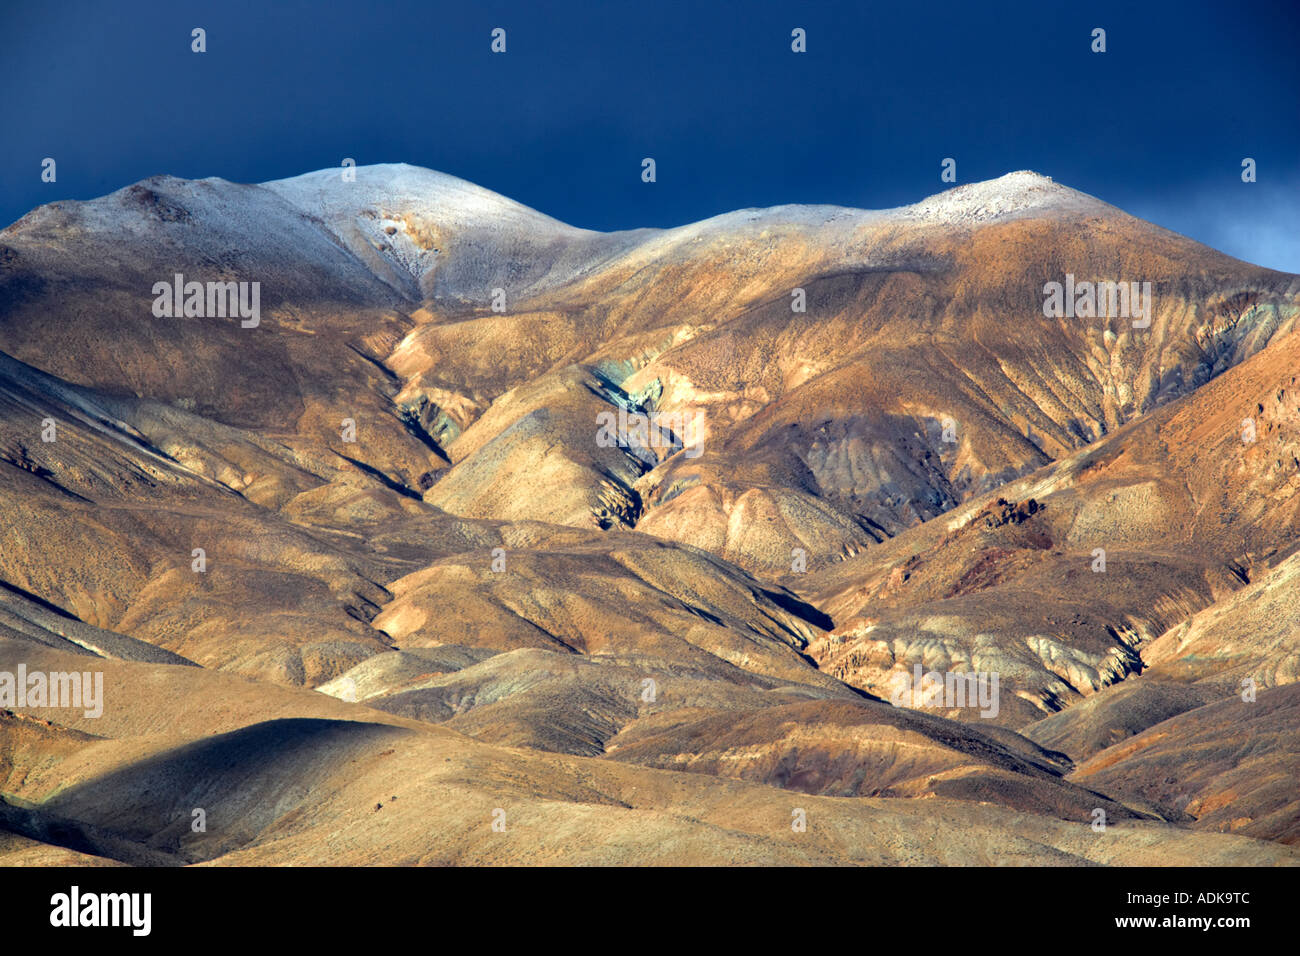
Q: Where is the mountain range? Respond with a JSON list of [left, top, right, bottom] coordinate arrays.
[[1, 164, 1297, 865]]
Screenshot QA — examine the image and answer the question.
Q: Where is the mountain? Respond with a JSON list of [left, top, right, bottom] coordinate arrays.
[[1, 164, 1297, 865]]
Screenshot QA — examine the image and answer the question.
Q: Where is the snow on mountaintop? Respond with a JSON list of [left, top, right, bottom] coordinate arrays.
[[263, 163, 643, 302], [4, 163, 1111, 308], [895, 171, 1100, 225], [264, 163, 581, 237], [257, 165, 1107, 303]]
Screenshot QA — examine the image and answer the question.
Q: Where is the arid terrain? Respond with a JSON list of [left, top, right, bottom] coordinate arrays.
[[1, 165, 1297, 865]]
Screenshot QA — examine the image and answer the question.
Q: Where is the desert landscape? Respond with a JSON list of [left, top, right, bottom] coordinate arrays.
[[0, 164, 1296, 866]]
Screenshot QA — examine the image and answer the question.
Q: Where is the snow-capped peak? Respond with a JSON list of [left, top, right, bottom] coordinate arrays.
[[896, 171, 1097, 225], [263, 162, 580, 236]]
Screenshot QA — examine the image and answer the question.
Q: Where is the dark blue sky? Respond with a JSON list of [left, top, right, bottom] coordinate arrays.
[[3, 0, 1298, 270]]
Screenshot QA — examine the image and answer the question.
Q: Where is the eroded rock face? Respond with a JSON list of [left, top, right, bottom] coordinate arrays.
[[805, 325, 1300, 727], [1, 165, 1298, 865]]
